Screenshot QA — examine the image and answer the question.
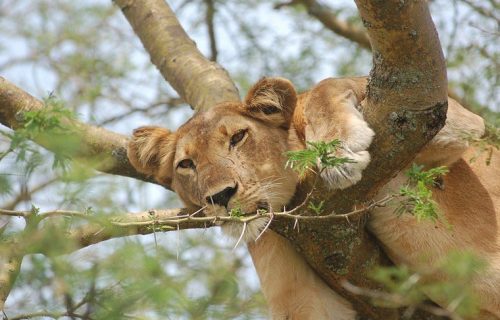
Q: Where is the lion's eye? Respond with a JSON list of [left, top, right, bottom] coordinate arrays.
[[177, 159, 195, 169], [230, 129, 247, 147]]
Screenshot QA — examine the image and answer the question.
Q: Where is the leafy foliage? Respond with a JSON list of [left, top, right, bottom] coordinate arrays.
[[0, 174, 12, 196], [395, 164, 449, 222], [11, 238, 265, 320], [229, 206, 244, 218], [285, 140, 353, 176], [1, 95, 80, 172], [371, 251, 486, 318], [307, 200, 325, 215]]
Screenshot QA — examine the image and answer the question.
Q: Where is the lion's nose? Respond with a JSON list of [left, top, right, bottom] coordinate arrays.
[[206, 185, 238, 208]]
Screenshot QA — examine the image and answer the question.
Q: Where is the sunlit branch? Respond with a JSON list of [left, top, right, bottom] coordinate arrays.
[[113, 0, 239, 111], [1, 195, 394, 256]]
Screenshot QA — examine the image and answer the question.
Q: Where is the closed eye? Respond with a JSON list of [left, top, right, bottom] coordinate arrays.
[[177, 159, 195, 169], [230, 129, 247, 148]]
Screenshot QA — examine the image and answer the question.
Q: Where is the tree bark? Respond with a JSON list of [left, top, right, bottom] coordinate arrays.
[[293, 0, 471, 113], [272, 1, 448, 319], [113, 0, 239, 111]]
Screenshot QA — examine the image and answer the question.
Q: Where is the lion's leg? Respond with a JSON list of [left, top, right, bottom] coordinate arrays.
[[248, 231, 356, 320], [303, 82, 374, 190]]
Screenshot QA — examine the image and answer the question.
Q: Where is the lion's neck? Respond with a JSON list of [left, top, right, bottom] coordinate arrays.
[[247, 230, 355, 319]]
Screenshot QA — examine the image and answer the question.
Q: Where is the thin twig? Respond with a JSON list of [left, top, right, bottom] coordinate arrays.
[[0, 195, 395, 228]]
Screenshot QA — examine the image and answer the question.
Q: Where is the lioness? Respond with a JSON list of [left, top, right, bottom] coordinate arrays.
[[128, 77, 499, 319]]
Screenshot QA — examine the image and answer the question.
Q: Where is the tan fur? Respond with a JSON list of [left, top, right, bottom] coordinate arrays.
[[248, 232, 356, 320], [128, 76, 498, 319]]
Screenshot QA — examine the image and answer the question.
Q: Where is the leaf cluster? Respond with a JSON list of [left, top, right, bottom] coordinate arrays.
[[395, 164, 449, 222], [229, 206, 244, 218], [1, 95, 80, 172], [285, 140, 353, 176], [371, 251, 486, 318], [307, 200, 325, 215], [9, 236, 266, 320]]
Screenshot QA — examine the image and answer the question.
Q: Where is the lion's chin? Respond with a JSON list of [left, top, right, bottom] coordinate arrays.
[[221, 218, 270, 244]]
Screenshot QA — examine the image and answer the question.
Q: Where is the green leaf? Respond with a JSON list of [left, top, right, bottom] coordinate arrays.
[[0, 175, 12, 195], [371, 251, 486, 317], [396, 164, 449, 222], [285, 140, 353, 176]]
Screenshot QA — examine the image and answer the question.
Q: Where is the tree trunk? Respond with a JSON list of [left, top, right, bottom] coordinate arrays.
[[273, 1, 448, 318]]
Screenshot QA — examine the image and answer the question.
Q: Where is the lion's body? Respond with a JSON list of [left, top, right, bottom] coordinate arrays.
[[128, 76, 499, 319], [370, 150, 500, 319]]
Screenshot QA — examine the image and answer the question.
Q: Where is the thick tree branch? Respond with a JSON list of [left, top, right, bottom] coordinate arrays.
[[272, 1, 448, 319], [113, 0, 239, 111], [279, 0, 472, 113], [0, 77, 155, 185]]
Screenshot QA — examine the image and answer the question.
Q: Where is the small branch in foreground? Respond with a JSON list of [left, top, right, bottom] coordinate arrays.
[[2, 195, 395, 256]]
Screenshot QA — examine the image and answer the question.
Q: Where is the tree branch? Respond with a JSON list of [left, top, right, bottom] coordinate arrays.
[[204, 0, 218, 61], [0, 195, 396, 256], [298, 0, 371, 50], [0, 77, 156, 185], [3, 178, 58, 210], [113, 0, 239, 111], [278, 0, 473, 113], [271, 1, 448, 319]]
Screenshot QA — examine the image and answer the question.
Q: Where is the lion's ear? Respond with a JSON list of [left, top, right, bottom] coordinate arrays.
[[127, 126, 176, 187], [243, 77, 297, 129]]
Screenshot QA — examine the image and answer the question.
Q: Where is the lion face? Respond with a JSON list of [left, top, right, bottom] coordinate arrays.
[[128, 78, 301, 237]]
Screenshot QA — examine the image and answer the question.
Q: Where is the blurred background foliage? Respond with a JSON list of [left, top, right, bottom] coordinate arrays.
[[0, 0, 498, 318]]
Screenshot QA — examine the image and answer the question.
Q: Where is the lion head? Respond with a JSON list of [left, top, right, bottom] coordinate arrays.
[[127, 78, 303, 239]]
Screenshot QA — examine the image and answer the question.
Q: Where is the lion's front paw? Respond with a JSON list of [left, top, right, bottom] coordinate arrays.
[[319, 150, 370, 190]]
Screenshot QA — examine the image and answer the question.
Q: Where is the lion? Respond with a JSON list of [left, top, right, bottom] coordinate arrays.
[[127, 76, 499, 319]]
